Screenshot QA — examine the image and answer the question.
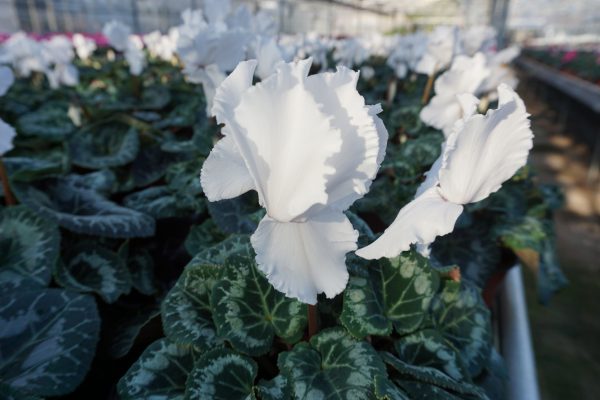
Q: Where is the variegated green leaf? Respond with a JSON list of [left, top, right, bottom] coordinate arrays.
[[124, 186, 184, 219], [12, 177, 155, 238], [185, 348, 257, 400], [278, 328, 386, 400], [211, 256, 307, 356], [189, 235, 253, 266], [431, 281, 492, 378], [0, 382, 43, 400], [3, 152, 69, 182], [55, 243, 132, 303], [0, 289, 100, 397], [341, 251, 440, 338], [374, 375, 410, 400], [257, 375, 291, 400], [117, 338, 198, 400], [0, 206, 60, 291], [381, 352, 487, 399], [70, 124, 140, 169], [394, 329, 469, 381], [162, 263, 222, 350], [17, 105, 75, 141]]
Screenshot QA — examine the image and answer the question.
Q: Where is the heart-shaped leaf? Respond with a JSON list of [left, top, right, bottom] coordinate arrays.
[[55, 243, 132, 303], [189, 235, 253, 266], [394, 329, 469, 381], [185, 348, 257, 400], [0, 206, 60, 291], [0, 289, 100, 397], [70, 124, 140, 169], [12, 177, 155, 238], [381, 352, 487, 399], [211, 256, 307, 356], [341, 251, 440, 338], [118, 338, 198, 400], [278, 328, 386, 400], [184, 220, 226, 256], [162, 263, 221, 350], [431, 281, 492, 378], [17, 105, 75, 141]]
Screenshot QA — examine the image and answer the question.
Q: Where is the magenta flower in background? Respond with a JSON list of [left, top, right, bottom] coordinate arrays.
[[562, 50, 578, 63]]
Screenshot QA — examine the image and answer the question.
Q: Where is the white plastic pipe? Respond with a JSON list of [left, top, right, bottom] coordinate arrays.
[[499, 265, 541, 400]]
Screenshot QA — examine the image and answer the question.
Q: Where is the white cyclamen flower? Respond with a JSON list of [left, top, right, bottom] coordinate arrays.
[[357, 84, 532, 259], [72, 33, 97, 60], [386, 33, 427, 79], [42, 36, 79, 89], [479, 46, 521, 99], [0, 66, 16, 155], [200, 58, 388, 304], [415, 26, 457, 76], [143, 30, 176, 62], [253, 37, 286, 81], [0, 119, 16, 156], [0, 66, 15, 96], [125, 36, 146, 76], [2, 32, 48, 77], [420, 53, 490, 137], [103, 21, 132, 52]]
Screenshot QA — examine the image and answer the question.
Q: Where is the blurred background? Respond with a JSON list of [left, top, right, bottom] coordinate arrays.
[[1, 0, 598, 399]]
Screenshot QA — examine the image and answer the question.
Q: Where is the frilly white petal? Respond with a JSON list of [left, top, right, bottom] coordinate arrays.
[[355, 188, 463, 260], [251, 211, 358, 304], [0, 66, 14, 97], [438, 84, 532, 204], [200, 135, 254, 201], [304, 66, 387, 212], [419, 94, 462, 136], [232, 58, 341, 221], [0, 118, 17, 156], [211, 60, 257, 124]]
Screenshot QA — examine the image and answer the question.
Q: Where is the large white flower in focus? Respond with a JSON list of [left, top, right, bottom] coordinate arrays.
[[357, 84, 533, 260], [420, 53, 490, 137], [200, 59, 388, 304]]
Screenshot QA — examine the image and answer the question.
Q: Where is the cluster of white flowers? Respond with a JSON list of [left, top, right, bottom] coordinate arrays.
[[0, 33, 80, 89], [0, 66, 16, 156], [103, 21, 147, 76]]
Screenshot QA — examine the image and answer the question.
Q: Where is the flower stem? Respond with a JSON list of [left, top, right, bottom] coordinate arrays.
[[0, 158, 16, 206], [307, 304, 318, 339], [421, 74, 435, 104]]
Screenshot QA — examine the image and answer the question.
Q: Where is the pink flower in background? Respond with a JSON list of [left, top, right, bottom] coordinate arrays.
[[562, 50, 577, 63]]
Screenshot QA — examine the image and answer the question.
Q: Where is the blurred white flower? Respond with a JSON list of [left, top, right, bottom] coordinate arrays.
[[420, 53, 490, 136], [194, 64, 226, 115], [125, 35, 146, 76], [459, 26, 497, 56], [1, 32, 48, 77], [43, 35, 79, 89], [201, 58, 388, 304], [72, 33, 97, 60], [333, 38, 369, 68], [415, 26, 458, 76], [0, 66, 14, 96], [103, 20, 132, 52], [360, 65, 375, 80], [0, 119, 16, 156], [252, 37, 285, 80], [0, 68, 15, 155], [479, 46, 521, 99], [387, 33, 428, 79], [143, 30, 176, 62], [357, 85, 532, 259]]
